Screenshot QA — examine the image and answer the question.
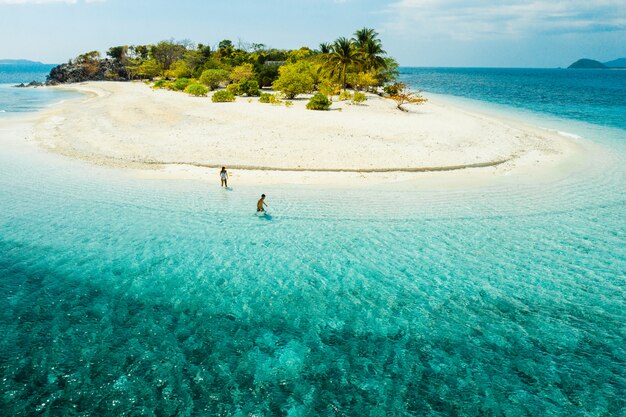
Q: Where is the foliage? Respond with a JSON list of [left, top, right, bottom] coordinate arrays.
[[152, 80, 168, 89], [226, 83, 241, 95], [318, 80, 341, 98], [377, 57, 399, 85], [136, 59, 161, 79], [150, 40, 187, 70], [284, 100, 293, 108], [184, 83, 209, 97], [347, 71, 378, 91], [238, 79, 260, 96], [107, 46, 128, 62], [259, 93, 284, 105], [306, 93, 332, 111], [384, 82, 402, 96], [386, 82, 427, 111], [165, 60, 192, 79], [212, 90, 236, 102], [172, 77, 192, 91], [272, 62, 315, 99], [199, 69, 229, 90], [230, 63, 254, 83], [287, 48, 313, 63], [352, 92, 367, 104], [324, 37, 362, 88], [338, 90, 353, 101], [255, 63, 281, 87]]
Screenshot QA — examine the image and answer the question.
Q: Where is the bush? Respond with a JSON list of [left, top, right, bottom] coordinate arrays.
[[352, 92, 367, 104], [226, 83, 241, 95], [238, 79, 260, 96], [165, 60, 192, 79], [200, 69, 229, 90], [184, 83, 208, 97], [338, 91, 353, 101], [230, 63, 254, 83], [152, 79, 167, 89], [269, 95, 283, 105], [212, 90, 236, 102], [172, 77, 192, 91], [259, 92, 272, 103], [306, 93, 331, 111], [272, 62, 315, 99], [284, 100, 293, 108]]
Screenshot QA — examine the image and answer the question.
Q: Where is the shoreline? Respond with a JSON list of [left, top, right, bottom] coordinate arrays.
[[3, 81, 590, 187]]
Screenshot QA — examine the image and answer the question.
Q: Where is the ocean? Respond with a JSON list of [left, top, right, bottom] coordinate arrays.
[[0, 67, 624, 416], [0, 64, 80, 115]]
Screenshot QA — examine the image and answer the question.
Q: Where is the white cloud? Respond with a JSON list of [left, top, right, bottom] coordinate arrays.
[[383, 0, 626, 39], [0, 0, 104, 4]]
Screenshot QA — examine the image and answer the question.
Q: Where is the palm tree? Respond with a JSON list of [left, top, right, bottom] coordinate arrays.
[[353, 28, 378, 49], [318, 42, 331, 54], [325, 37, 362, 89], [353, 28, 387, 72]]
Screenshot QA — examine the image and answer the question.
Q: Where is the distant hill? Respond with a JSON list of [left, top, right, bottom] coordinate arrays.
[[604, 58, 626, 68], [0, 59, 48, 66], [568, 59, 607, 69]]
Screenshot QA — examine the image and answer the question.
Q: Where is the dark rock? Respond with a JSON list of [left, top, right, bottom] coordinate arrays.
[[46, 58, 130, 85], [13, 81, 44, 88]]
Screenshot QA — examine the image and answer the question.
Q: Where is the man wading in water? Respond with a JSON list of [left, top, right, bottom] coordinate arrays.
[[257, 194, 267, 212]]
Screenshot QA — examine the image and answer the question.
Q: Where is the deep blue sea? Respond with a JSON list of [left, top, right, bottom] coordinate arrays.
[[1, 67, 624, 416]]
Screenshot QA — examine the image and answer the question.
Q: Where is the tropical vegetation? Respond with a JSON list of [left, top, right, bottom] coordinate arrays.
[[49, 28, 424, 110]]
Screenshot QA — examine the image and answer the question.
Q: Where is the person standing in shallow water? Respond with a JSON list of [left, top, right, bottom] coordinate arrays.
[[220, 167, 228, 188], [257, 194, 267, 212]]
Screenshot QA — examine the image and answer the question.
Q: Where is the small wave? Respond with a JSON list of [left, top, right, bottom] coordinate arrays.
[[557, 131, 582, 139]]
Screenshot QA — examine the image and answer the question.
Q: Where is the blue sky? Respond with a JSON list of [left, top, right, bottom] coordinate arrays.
[[1, 0, 624, 67]]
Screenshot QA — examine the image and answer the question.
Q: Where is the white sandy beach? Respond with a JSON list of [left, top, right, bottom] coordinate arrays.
[[6, 81, 584, 187]]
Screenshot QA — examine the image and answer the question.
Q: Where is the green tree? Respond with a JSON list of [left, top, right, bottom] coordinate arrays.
[[137, 59, 162, 79], [107, 46, 128, 63], [199, 69, 230, 90], [150, 40, 187, 70], [165, 60, 192, 79], [272, 61, 315, 99]]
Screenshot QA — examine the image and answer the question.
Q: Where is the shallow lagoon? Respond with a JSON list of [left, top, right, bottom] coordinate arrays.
[[1, 114, 624, 416]]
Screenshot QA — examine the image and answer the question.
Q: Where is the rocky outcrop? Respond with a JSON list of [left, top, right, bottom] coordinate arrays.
[[14, 81, 45, 88], [46, 59, 129, 85]]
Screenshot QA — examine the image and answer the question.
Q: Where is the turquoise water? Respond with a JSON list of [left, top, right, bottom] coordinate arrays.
[[1, 69, 625, 416], [0, 64, 79, 114], [400, 68, 626, 131]]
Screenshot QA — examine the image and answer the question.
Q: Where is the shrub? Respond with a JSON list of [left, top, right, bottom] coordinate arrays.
[[384, 82, 402, 96], [338, 90, 353, 101], [272, 62, 315, 99], [172, 77, 192, 91], [352, 92, 367, 104], [200, 69, 229, 90], [306, 93, 331, 111], [226, 83, 241, 95], [259, 92, 272, 103], [269, 95, 283, 105], [238, 79, 260, 96], [212, 90, 235, 102], [152, 79, 167, 89], [284, 100, 293, 108], [184, 83, 209, 97], [230, 63, 254, 83]]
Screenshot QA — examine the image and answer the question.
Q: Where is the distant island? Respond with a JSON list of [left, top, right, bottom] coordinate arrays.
[[568, 58, 626, 69], [0, 59, 49, 66]]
